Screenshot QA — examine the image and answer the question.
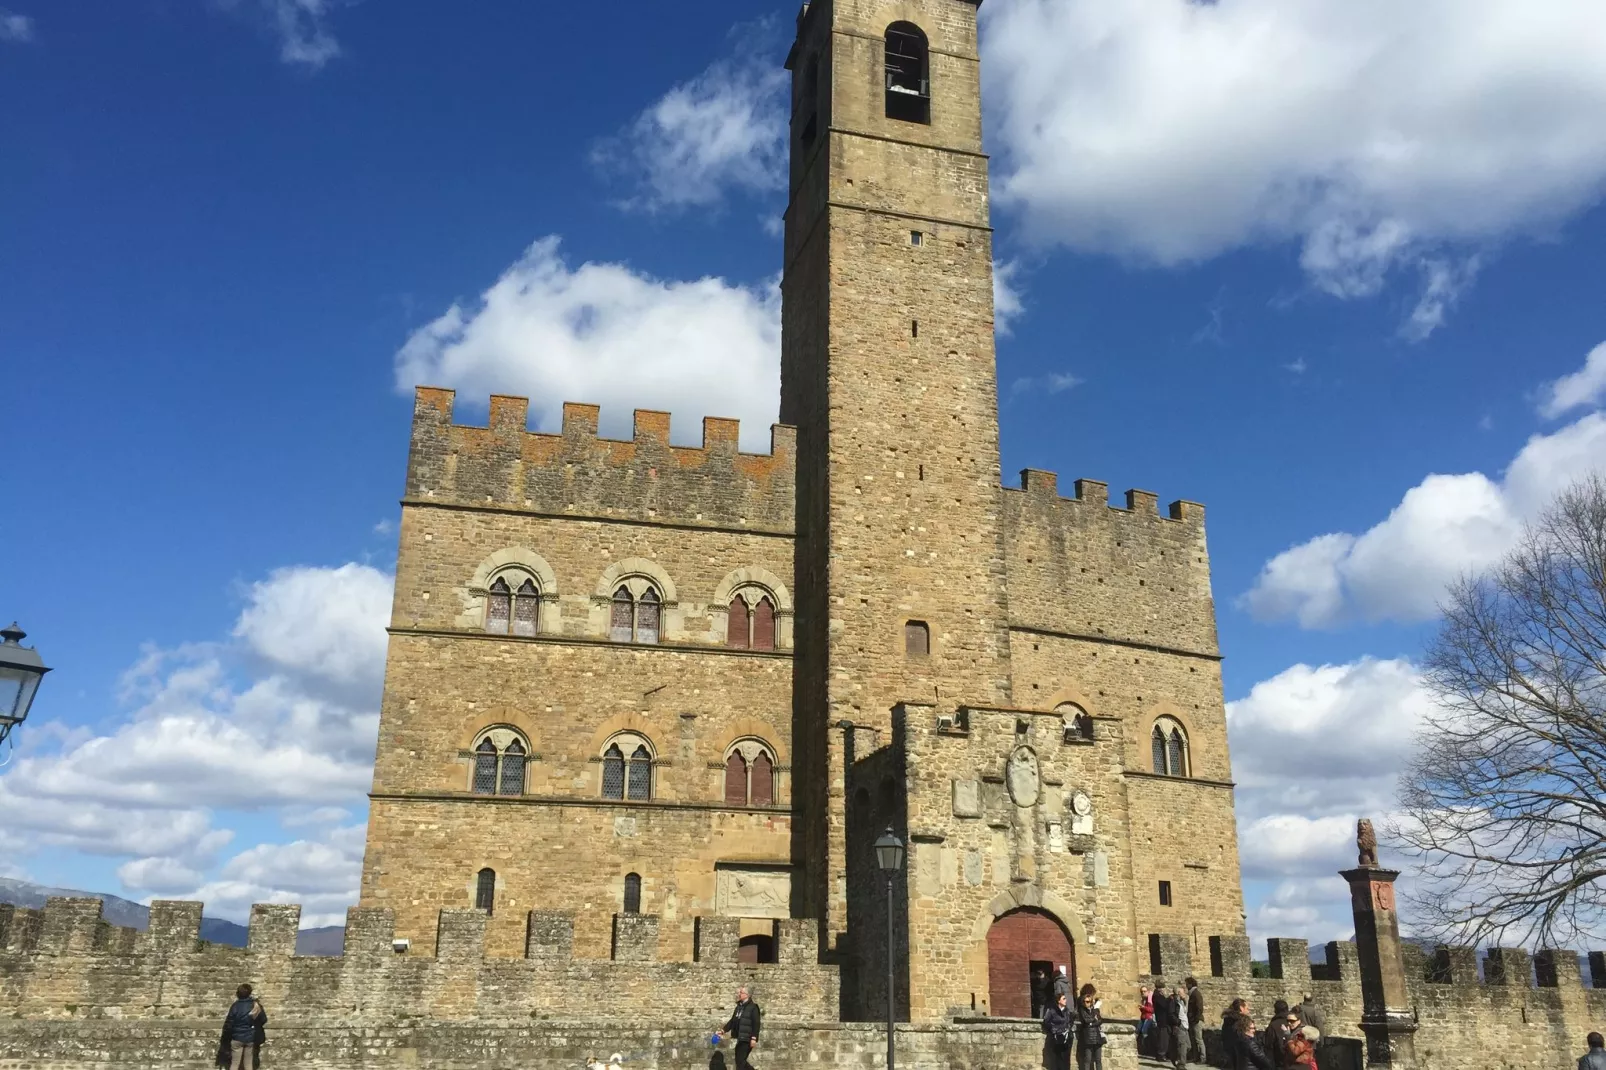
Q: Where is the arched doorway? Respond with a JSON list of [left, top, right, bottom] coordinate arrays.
[[986, 907, 1075, 1018]]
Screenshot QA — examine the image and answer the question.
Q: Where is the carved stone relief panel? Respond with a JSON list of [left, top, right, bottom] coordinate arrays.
[[715, 867, 791, 919]]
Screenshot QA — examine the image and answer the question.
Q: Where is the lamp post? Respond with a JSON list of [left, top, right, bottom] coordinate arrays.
[[874, 827, 906, 1070], [0, 623, 50, 750]]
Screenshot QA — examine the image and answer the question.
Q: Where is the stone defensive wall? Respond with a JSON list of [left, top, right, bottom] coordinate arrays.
[[1148, 932, 1606, 1070], [1001, 469, 1217, 658], [405, 388, 797, 533]]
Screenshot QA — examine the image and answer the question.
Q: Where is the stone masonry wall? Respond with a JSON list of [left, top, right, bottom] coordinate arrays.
[[1146, 932, 1606, 1070]]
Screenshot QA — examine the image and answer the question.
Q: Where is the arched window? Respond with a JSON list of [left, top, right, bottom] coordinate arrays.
[[905, 620, 930, 657], [486, 578, 512, 635], [752, 597, 776, 651], [473, 738, 499, 794], [602, 734, 654, 801], [486, 572, 541, 635], [513, 579, 539, 636], [499, 739, 526, 796], [726, 590, 778, 651], [725, 751, 748, 804], [750, 750, 774, 806], [723, 739, 778, 806], [611, 584, 662, 644], [884, 22, 930, 124], [1057, 703, 1093, 742], [623, 872, 642, 914], [1152, 718, 1190, 777], [475, 868, 496, 914], [471, 729, 530, 797], [727, 597, 751, 649]]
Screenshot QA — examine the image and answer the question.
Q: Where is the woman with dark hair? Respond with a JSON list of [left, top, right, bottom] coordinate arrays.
[[1232, 1015, 1274, 1070], [1041, 990, 1073, 1070], [1074, 983, 1105, 1070]]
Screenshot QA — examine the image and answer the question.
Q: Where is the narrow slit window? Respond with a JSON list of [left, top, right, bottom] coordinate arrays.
[[905, 620, 930, 657], [1159, 881, 1173, 907], [486, 578, 512, 635], [623, 872, 642, 914], [475, 868, 496, 914], [911, 320, 919, 338]]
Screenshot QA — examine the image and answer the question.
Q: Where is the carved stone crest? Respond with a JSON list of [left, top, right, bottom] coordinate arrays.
[[1068, 790, 1093, 835], [1006, 746, 1041, 807]]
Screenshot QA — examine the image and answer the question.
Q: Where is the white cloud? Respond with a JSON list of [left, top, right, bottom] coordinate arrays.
[[0, 8, 33, 42], [395, 237, 782, 451], [0, 563, 388, 918], [594, 39, 788, 214], [1538, 340, 1606, 419], [1009, 371, 1082, 398], [1228, 658, 1435, 945], [981, 0, 1606, 336], [176, 825, 366, 927], [1242, 411, 1606, 627], [220, 0, 343, 69], [993, 260, 1026, 336]]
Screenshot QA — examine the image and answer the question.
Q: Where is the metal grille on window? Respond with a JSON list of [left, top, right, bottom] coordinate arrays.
[[499, 740, 526, 796], [610, 589, 634, 643], [636, 590, 660, 645], [473, 739, 499, 794], [1152, 730, 1167, 775], [627, 745, 652, 800], [475, 868, 495, 914], [486, 578, 512, 634], [512, 580, 539, 637], [752, 597, 775, 651], [1168, 730, 1187, 778], [750, 751, 774, 806], [725, 752, 748, 804], [602, 744, 625, 799], [623, 872, 642, 914], [727, 597, 750, 649]]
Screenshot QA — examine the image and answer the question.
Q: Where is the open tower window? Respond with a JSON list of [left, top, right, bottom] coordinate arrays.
[[884, 22, 930, 124]]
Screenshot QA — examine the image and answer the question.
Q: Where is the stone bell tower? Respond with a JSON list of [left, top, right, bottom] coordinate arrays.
[[779, 0, 1010, 1013]]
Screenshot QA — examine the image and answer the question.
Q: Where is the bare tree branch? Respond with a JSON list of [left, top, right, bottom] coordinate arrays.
[[1389, 474, 1606, 949]]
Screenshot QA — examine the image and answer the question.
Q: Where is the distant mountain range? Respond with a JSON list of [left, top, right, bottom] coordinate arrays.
[[0, 878, 344, 955]]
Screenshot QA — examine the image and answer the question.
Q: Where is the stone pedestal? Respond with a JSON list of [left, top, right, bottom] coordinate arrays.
[[1341, 867, 1418, 1067]]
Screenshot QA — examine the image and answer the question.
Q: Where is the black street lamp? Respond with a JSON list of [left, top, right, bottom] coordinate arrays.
[[874, 827, 906, 1070], [0, 623, 50, 750]]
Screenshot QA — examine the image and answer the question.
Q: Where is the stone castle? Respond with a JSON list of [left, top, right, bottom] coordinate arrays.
[[3, 2, 1604, 1067], [360, 0, 1242, 1022]]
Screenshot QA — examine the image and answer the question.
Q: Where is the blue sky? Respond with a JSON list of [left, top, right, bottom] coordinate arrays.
[[3, 1, 1605, 943]]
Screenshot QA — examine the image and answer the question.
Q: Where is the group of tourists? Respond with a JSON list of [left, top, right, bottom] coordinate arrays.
[[1136, 977, 1206, 1066], [1216, 996, 1321, 1070]]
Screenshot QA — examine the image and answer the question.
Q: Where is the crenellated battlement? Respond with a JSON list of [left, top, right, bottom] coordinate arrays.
[[405, 387, 797, 532], [0, 898, 837, 1024], [1010, 469, 1206, 526], [1001, 468, 1220, 657]]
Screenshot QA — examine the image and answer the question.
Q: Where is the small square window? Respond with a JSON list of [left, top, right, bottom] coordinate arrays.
[[1159, 880, 1173, 907], [910, 230, 923, 246]]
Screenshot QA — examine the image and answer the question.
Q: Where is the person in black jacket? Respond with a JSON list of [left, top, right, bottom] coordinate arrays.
[[1221, 999, 1249, 1069], [1041, 991, 1073, 1070], [1074, 984, 1105, 1070], [1150, 978, 1172, 1063], [1263, 1000, 1293, 1068], [718, 986, 761, 1070], [1231, 1016, 1274, 1070], [216, 984, 263, 1070]]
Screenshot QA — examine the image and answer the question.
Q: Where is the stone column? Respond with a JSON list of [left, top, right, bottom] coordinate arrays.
[[1341, 820, 1417, 1067]]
